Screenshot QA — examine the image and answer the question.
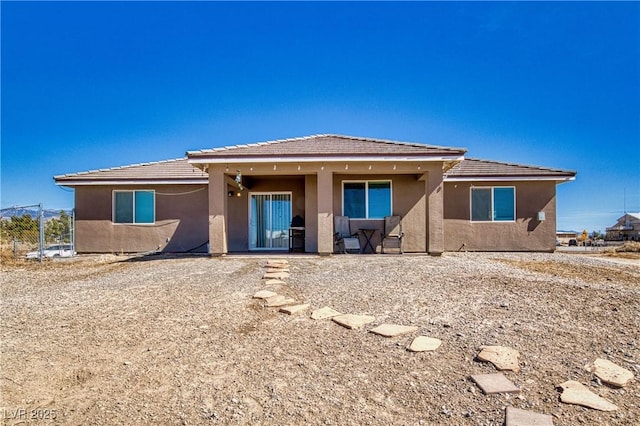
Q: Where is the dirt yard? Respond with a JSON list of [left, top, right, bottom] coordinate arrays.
[[1, 252, 638, 425]]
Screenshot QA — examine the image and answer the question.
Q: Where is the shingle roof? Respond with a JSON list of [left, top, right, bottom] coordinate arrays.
[[187, 134, 467, 159], [54, 158, 208, 184], [445, 158, 576, 179]]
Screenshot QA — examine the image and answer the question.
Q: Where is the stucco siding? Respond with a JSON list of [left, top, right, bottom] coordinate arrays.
[[332, 174, 428, 252], [443, 181, 557, 251], [74, 185, 208, 253]]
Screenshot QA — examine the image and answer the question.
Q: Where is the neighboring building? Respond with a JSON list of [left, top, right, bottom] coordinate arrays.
[[605, 213, 640, 241], [54, 134, 576, 255], [556, 231, 578, 245]]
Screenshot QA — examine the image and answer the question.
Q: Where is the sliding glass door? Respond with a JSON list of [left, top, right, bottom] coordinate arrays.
[[249, 193, 292, 250]]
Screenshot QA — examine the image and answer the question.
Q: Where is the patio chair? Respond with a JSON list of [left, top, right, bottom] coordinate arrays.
[[334, 216, 361, 254], [381, 215, 404, 254]]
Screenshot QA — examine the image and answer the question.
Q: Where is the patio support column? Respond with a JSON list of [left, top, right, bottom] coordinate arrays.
[[426, 166, 444, 255], [208, 168, 228, 256], [317, 169, 334, 255]]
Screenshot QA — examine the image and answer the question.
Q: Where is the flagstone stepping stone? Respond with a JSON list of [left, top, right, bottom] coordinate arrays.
[[264, 279, 287, 286], [266, 268, 290, 273], [263, 271, 290, 279], [585, 358, 634, 387], [408, 336, 442, 352], [279, 303, 310, 315], [332, 314, 376, 330], [470, 373, 520, 395], [558, 380, 618, 411], [311, 306, 342, 320], [477, 345, 521, 372], [266, 260, 288, 267], [264, 295, 296, 307], [369, 324, 419, 338], [253, 290, 278, 299], [505, 407, 554, 426]]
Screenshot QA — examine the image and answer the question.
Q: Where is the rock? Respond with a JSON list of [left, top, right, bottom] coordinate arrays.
[[263, 272, 290, 279], [266, 268, 290, 273], [264, 279, 287, 286], [505, 406, 554, 426], [332, 314, 376, 330], [408, 336, 442, 352], [310, 306, 342, 320], [264, 295, 296, 307], [477, 345, 521, 372], [279, 304, 310, 315], [266, 260, 288, 267], [369, 323, 418, 338], [253, 290, 278, 299], [585, 358, 634, 387], [470, 373, 520, 395], [558, 380, 618, 411]]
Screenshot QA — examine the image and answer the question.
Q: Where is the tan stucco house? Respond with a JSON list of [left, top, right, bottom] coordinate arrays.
[[54, 134, 576, 255]]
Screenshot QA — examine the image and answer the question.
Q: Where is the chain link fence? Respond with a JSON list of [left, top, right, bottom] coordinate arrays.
[[0, 204, 74, 261]]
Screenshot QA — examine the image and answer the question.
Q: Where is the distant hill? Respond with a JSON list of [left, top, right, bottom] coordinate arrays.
[[0, 207, 72, 220]]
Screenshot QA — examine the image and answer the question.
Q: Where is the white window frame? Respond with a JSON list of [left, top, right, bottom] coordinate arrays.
[[112, 190, 156, 225], [341, 180, 393, 219], [469, 186, 516, 223]]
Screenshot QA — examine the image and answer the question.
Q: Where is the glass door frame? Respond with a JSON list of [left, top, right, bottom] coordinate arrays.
[[248, 191, 292, 251]]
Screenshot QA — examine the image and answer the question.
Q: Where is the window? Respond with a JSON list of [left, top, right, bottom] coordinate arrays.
[[113, 190, 155, 224], [343, 181, 391, 219], [471, 187, 515, 222]]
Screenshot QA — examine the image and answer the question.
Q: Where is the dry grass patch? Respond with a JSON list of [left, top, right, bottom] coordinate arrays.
[[494, 258, 638, 285]]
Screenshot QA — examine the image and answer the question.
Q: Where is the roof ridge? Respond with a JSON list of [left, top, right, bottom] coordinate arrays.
[[187, 134, 467, 155], [54, 157, 188, 179]]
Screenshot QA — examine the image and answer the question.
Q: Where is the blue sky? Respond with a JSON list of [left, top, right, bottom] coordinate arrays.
[[2, 1, 639, 233]]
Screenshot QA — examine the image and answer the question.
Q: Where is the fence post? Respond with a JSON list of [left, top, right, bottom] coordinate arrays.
[[38, 203, 45, 262]]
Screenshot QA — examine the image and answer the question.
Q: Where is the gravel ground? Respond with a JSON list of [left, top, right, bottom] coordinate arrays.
[[1, 252, 638, 425]]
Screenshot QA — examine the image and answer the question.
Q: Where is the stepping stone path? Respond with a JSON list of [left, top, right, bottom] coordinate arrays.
[[558, 380, 618, 411], [332, 314, 376, 330], [264, 295, 296, 307], [408, 336, 442, 352], [310, 306, 342, 320], [369, 323, 418, 338], [477, 345, 521, 372], [263, 271, 290, 279], [470, 373, 520, 395], [253, 290, 278, 299], [505, 407, 554, 426], [249, 259, 632, 422], [585, 358, 634, 387], [279, 304, 310, 315]]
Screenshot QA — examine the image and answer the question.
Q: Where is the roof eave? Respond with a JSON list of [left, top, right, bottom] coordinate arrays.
[[54, 179, 208, 186], [444, 175, 576, 183]]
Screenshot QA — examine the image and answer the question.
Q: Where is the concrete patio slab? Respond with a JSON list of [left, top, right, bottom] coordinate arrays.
[[279, 304, 310, 315], [558, 380, 618, 411], [586, 358, 634, 387], [470, 373, 520, 395], [505, 407, 554, 426], [477, 345, 520, 372], [408, 336, 442, 352], [310, 306, 342, 320], [332, 314, 376, 330], [369, 324, 418, 338]]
